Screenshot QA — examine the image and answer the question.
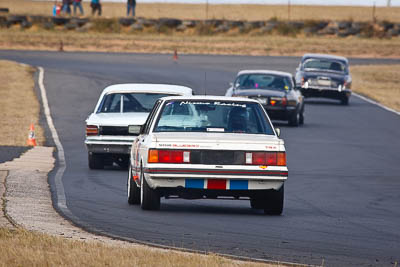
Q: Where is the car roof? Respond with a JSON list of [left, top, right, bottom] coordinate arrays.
[[101, 83, 193, 95], [301, 53, 348, 63], [159, 95, 260, 103], [237, 70, 293, 78]]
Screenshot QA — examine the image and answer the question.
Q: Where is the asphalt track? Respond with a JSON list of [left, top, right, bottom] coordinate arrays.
[[1, 50, 399, 266]]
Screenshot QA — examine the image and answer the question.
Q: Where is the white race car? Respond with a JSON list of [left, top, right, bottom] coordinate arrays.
[[85, 84, 193, 169], [128, 96, 288, 215]]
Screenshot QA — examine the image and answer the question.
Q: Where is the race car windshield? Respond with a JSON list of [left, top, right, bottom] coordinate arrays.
[[98, 93, 173, 113], [153, 100, 275, 135], [303, 59, 346, 73], [234, 74, 292, 91]]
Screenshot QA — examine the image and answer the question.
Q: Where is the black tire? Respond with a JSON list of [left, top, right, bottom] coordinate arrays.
[[263, 185, 284, 215], [340, 96, 349, 105], [288, 111, 300, 127], [127, 166, 140, 205], [140, 169, 160, 210], [299, 111, 304, 125], [88, 152, 104, 169]]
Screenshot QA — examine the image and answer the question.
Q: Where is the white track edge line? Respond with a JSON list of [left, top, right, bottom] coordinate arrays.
[[353, 92, 400, 116], [38, 67, 69, 213]]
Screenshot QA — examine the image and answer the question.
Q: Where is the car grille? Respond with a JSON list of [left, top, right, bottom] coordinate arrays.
[[100, 126, 134, 136], [190, 150, 245, 165]]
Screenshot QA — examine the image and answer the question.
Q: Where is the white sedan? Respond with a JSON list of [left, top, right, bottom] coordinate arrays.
[[85, 84, 193, 169], [128, 96, 288, 215]]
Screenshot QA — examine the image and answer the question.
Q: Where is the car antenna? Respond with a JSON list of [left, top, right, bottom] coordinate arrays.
[[204, 71, 207, 96]]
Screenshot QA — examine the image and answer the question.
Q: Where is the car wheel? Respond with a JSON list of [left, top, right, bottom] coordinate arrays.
[[299, 110, 305, 125], [288, 111, 300, 127], [340, 96, 349, 105], [127, 165, 140, 205], [88, 152, 104, 169], [140, 169, 160, 210], [263, 185, 284, 215]]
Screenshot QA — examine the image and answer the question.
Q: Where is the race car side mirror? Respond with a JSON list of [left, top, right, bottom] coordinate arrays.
[[275, 128, 281, 137], [128, 125, 141, 135]]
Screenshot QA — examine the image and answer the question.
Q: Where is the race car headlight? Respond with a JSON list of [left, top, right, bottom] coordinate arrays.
[[128, 125, 141, 135], [86, 125, 98, 136]]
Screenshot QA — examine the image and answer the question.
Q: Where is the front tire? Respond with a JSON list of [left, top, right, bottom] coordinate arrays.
[[140, 170, 160, 210], [127, 165, 140, 205], [88, 152, 104, 169]]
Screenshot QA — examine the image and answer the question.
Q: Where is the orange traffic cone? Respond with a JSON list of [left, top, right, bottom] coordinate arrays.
[[173, 49, 178, 62], [27, 123, 37, 146]]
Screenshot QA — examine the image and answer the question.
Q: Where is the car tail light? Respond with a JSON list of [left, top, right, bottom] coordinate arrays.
[[148, 149, 190, 163], [86, 125, 98, 136], [148, 150, 159, 163], [301, 77, 305, 86], [246, 152, 286, 166], [277, 152, 286, 166], [270, 97, 287, 107]]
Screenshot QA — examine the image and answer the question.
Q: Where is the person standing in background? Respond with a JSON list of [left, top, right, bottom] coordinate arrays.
[[90, 0, 102, 16], [73, 0, 84, 16], [62, 0, 71, 15], [127, 0, 136, 17]]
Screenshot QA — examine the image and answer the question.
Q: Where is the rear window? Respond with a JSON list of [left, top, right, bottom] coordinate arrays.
[[97, 93, 174, 113], [303, 58, 347, 73], [234, 74, 292, 91], [153, 100, 275, 135]]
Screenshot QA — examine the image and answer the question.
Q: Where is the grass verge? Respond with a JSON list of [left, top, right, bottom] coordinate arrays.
[[352, 64, 400, 111], [1, 29, 400, 58], [0, 60, 44, 146], [0, 227, 275, 267]]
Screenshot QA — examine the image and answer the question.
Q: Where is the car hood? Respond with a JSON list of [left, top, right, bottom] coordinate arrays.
[[302, 70, 346, 81], [152, 132, 283, 151], [233, 89, 286, 98], [86, 112, 149, 126]]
